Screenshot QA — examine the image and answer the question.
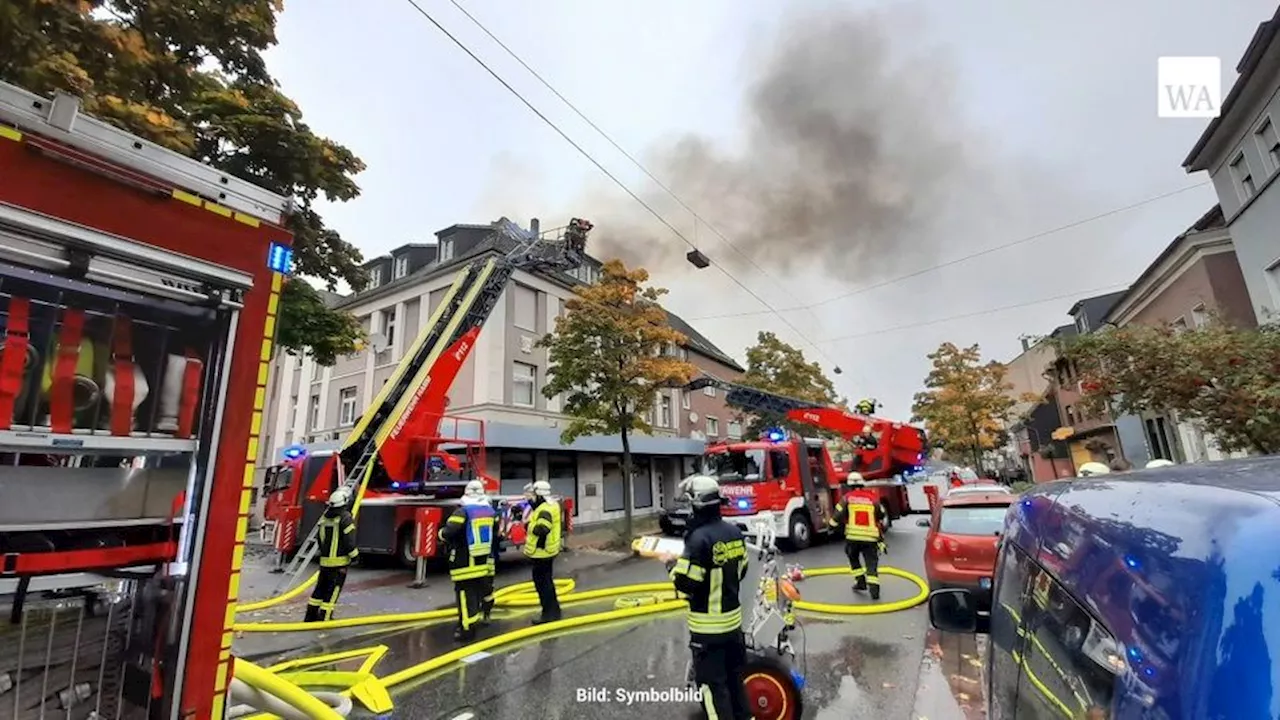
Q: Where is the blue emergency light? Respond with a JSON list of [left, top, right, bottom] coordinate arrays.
[[765, 428, 786, 442], [736, 498, 750, 510], [267, 242, 294, 275], [282, 444, 306, 460]]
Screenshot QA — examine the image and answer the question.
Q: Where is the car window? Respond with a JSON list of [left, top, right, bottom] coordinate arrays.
[[1013, 564, 1120, 719], [939, 505, 1009, 535], [990, 541, 1034, 717]]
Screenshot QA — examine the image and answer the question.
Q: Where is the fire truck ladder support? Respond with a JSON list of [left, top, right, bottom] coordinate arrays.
[[682, 376, 824, 417], [273, 220, 592, 593]]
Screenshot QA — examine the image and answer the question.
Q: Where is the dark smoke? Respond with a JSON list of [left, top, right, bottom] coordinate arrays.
[[587, 3, 972, 281]]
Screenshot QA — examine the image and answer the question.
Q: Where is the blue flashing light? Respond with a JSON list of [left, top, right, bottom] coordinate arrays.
[[267, 242, 294, 275], [391, 482, 401, 489], [736, 499, 750, 510], [1143, 667, 1155, 677], [790, 669, 806, 690], [282, 444, 305, 460], [1124, 554, 1141, 570], [1128, 646, 1143, 662], [765, 428, 786, 442]]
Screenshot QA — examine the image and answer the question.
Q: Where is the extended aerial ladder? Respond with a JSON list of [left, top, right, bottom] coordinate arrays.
[[273, 218, 593, 590]]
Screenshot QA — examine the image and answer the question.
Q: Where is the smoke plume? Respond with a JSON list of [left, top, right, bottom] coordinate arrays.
[[584, 4, 974, 282]]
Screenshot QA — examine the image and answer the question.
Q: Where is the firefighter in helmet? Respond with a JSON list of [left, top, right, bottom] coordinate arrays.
[[463, 479, 498, 624], [829, 472, 886, 599], [664, 475, 752, 720], [305, 486, 359, 622], [1077, 461, 1111, 478], [523, 480, 563, 624], [854, 398, 878, 415], [439, 479, 497, 642]]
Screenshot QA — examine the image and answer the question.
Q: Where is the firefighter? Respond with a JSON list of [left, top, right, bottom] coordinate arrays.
[[462, 479, 498, 625], [523, 480, 563, 624], [663, 475, 752, 720], [829, 473, 886, 600], [439, 480, 497, 642], [854, 397, 878, 415], [305, 486, 359, 622]]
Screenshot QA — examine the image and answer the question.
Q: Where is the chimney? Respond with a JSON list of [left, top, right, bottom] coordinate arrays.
[[1021, 338, 1031, 351], [530, 218, 540, 236]]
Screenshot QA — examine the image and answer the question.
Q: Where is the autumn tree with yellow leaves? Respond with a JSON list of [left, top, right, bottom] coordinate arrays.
[[911, 342, 1016, 473], [539, 260, 697, 540], [0, 0, 366, 364]]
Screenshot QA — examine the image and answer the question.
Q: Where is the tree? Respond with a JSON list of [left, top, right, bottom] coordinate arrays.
[[1051, 321, 1280, 455], [1, 0, 367, 364], [911, 342, 1016, 472], [738, 331, 844, 437], [540, 260, 697, 541]]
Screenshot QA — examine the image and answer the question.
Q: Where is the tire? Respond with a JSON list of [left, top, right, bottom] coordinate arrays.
[[786, 513, 812, 551], [397, 525, 417, 569], [740, 653, 803, 720], [880, 500, 894, 529]]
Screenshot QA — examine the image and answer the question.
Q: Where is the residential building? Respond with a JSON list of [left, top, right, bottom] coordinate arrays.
[[1002, 334, 1064, 481], [1102, 205, 1255, 463], [1183, 5, 1280, 324], [256, 218, 745, 527], [1047, 291, 1134, 470]]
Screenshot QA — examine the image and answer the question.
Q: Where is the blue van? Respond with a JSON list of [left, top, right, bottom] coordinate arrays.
[[928, 457, 1280, 719]]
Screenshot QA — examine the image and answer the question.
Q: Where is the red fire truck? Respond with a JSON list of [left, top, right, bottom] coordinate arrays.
[[263, 219, 589, 587], [689, 378, 927, 549], [0, 81, 292, 718]]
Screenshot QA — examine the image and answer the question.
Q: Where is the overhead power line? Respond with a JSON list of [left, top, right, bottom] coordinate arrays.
[[818, 282, 1131, 344], [401, 0, 849, 377]]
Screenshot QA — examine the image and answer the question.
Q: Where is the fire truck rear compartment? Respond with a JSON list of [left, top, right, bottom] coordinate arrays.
[[1, 221, 239, 718]]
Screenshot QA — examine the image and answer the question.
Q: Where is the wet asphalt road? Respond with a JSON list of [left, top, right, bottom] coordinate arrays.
[[236, 519, 988, 719]]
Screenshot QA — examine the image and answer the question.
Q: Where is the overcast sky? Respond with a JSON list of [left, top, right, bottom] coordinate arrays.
[[265, 0, 1276, 420]]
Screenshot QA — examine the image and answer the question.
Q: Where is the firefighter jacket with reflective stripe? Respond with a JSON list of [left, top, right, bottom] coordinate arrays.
[[440, 503, 495, 581], [318, 509, 359, 568], [522, 499, 562, 559], [670, 517, 748, 636], [830, 490, 883, 542]]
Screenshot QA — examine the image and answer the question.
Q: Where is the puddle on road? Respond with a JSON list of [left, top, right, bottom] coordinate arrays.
[[912, 629, 987, 720]]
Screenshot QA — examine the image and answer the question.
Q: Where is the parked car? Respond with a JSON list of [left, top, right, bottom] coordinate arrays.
[[658, 496, 693, 536], [921, 491, 1013, 605], [927, 456, 1280, 719], [946, 483, 1012, 498]]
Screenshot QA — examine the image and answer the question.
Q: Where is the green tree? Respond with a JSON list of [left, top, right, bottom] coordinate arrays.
[[738, 331, 844, 437], [911, 342, 1015, 473], [1052, 321, 1280, 455], [540, 260, 697, 541], [0, 0, 366, 364]]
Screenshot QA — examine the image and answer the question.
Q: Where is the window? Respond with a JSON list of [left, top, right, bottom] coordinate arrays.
[[513, 284, 538, 330], [1171, 316, 1189, 333], [548, 452, 578, 516], [440, 239, 455, 262], [1015, 564, 1119, 718], [1257, 116, 1280, 170], [1229, 151, 1256, 199], [632, 456, 653, 509], [512, 361, 537, 406], [704, 385, 716, 397], [337, 387, 358, 426], [393, 255, 409, 279], [681, 392, 691, 410], [499, 451, 535, 497], [312, 361, 323, 381], [1191, 303, 1208, 328], [1065, 405, 1076, 425], [1075, 313, 1089, 334], [706, 416, 720, 437], [308, 394, 321, 430], [603, 458, 625, 512], [381, 309, 397, 350], [727, 420, 742, 440], [368, 265, 382, 286], [938, 505, 1009, 535], [659, 394, 672, 427]]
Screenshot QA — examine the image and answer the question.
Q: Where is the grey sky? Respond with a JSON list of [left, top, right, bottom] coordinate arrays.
[[265, 0, 1275, 419]]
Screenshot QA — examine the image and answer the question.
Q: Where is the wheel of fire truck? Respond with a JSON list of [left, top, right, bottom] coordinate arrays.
[[786, 512, 813, 551], [741, 653, 803, 720], [880, 500, 893, 529], [397, 525, 418, 570]]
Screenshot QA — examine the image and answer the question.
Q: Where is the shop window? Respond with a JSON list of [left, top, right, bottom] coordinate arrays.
[[603, 457, 624, 512], [633, 456, 653, 509], [500, 451, 535, 497], [548, 452, 578, 516]]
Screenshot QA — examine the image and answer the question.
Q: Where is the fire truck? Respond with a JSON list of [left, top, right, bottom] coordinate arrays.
[[0, 81, 293, 718], [689, 378, 928, 549], [264, 218, 588, 587]]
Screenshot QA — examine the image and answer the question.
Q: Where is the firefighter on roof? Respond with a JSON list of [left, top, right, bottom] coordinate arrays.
[[305, 486, 359, 622], [440, 479, 497, 642], [829, 473, 886, 600], [664, 474, 752, 720], [523, 480, 563, 624], [854, 398, 878, 415]]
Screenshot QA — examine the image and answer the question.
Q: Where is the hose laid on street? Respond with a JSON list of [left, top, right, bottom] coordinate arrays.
[[230, 657, 347, 720], [226, 677, 352, 719], [791, 566, 929, 614]]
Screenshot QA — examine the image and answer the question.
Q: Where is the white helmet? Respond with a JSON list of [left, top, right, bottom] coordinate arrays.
[[327, 486, 352, 507], [1077, 462, 1111, 478], [680, 474, 723, 509], [845, 471, 865, 487], [1145, 459, 1175, 469], [464, 480, 487, 500], [531, 480, 552, 497]]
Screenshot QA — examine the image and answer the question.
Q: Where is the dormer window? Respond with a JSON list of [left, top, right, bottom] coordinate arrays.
[[394, 255, 409, 279], [369, 265, 383, 286], [1075, 314, 1089, 334], [440, 239, 455, 262]]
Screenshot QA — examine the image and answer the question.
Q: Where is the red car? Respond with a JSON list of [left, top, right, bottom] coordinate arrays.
[[922, 491, 1013, 604]]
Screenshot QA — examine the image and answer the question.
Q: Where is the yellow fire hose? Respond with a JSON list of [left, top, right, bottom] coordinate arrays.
[[232, 566, 929, 720]]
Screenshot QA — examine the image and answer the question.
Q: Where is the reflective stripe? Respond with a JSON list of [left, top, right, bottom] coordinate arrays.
[[688, 606, 742, 634], [845, 499, 880, 541], [670, 558, 706, 582], [523, 501, 562, 558], [450, 562, 490, 581], [700, 684, 719, 720], [709, 568, 723, 615], [850, 568, 866, 578], [319, 556, 351, 568]]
